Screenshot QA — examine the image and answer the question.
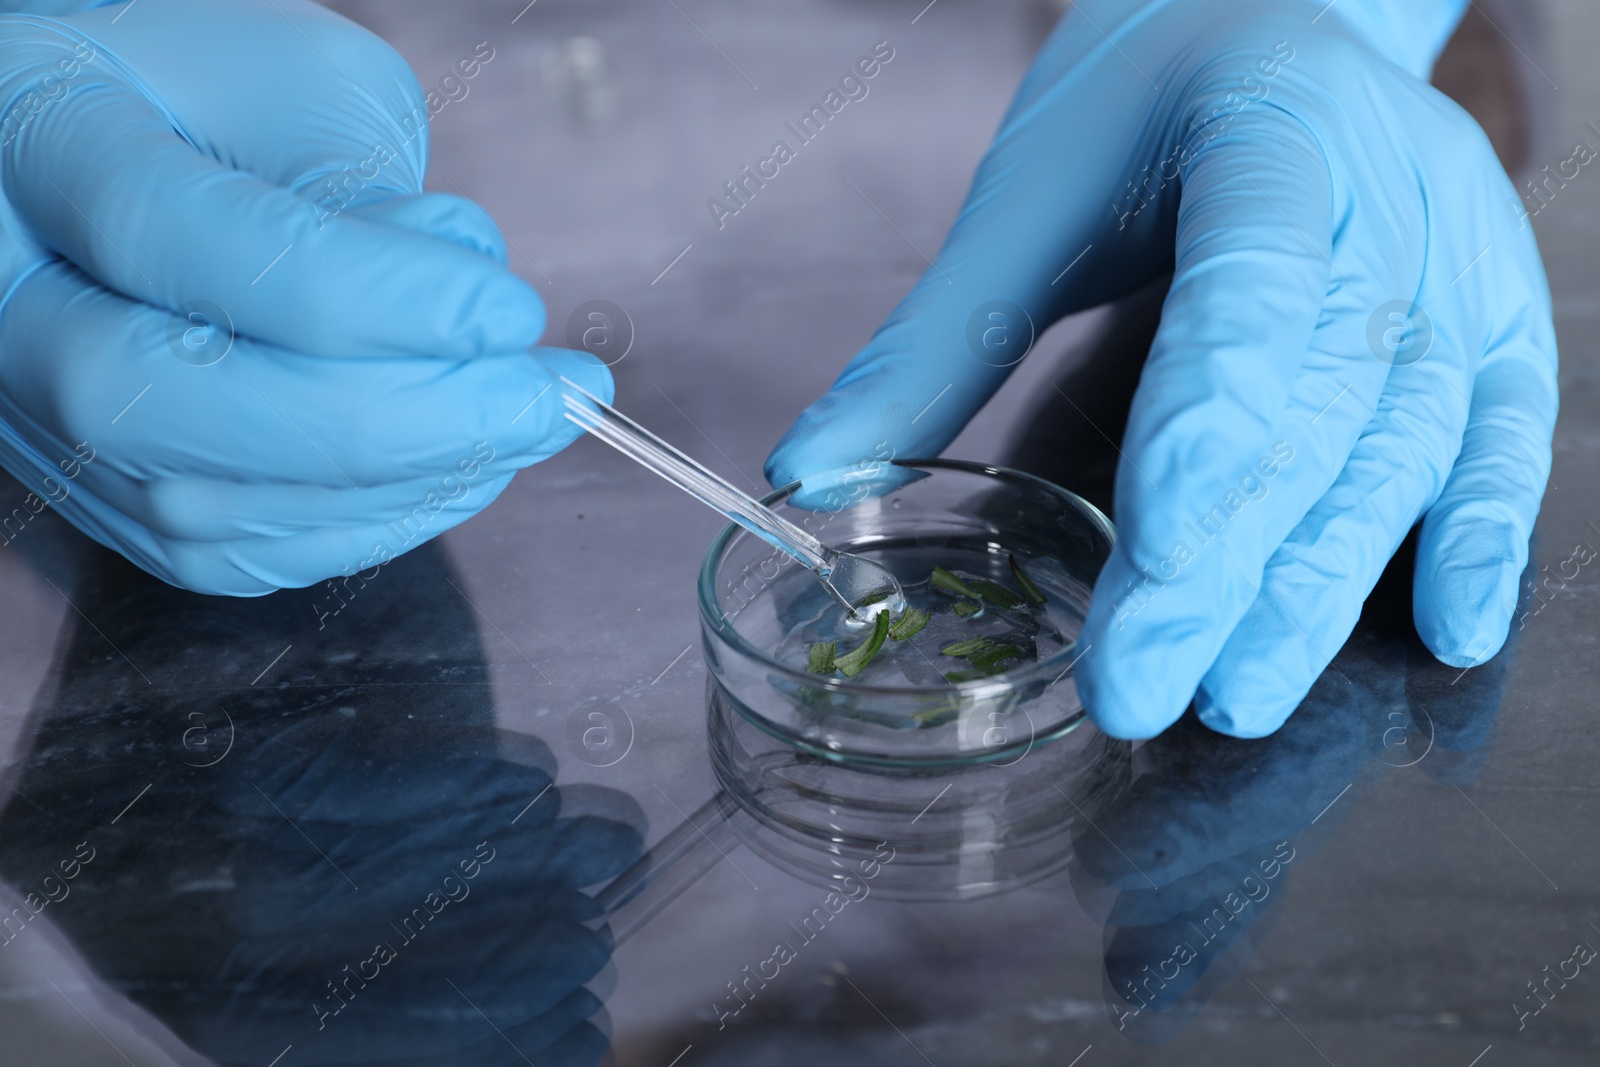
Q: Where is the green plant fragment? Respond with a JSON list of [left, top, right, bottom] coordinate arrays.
[[1008, 554, 1048, 605], [941, 636, 996, 658], [967, 643, 1023, 670], [852, 589, 891, 609], [952, 598, 982, 618], [888, 607, 931, 641], [834, 610, 891, 678], [911, 704, 960, 728], [944, 666, 1010, 683], [969, 579, 1025, 609], [930, 566, 982, 599], [807, 641, 837, 674]]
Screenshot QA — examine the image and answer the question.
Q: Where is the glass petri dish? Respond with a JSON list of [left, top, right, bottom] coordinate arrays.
[[698, 459, 1117, 767]]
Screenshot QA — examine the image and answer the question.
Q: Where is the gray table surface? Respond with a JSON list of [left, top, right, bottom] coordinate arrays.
[[0, 0, 1597, 1064]]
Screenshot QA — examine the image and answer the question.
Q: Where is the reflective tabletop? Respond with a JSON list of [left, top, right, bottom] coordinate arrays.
[[1, 0, 1597, 1064]]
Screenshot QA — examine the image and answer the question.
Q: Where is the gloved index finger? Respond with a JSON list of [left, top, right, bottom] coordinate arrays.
[[764, 22, 1164, 490], [0, 23, 544, 359]]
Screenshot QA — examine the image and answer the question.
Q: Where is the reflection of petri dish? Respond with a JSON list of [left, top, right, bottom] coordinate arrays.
[[707, 679, 1131, 901], [699, 460, 1117, 767]]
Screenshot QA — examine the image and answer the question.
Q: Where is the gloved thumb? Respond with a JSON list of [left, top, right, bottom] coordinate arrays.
[[345, 193, 512, 265]]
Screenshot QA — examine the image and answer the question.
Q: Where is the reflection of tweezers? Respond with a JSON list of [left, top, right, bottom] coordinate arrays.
[[592, 790, 741, 945]]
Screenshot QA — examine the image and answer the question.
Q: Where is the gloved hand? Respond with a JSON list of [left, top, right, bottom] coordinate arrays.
[[765, 0, 1557, 738], [0, 0, 607, 594]]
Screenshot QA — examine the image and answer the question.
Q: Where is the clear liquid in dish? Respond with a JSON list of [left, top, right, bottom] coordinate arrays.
[[732, 539, 1091, 689]]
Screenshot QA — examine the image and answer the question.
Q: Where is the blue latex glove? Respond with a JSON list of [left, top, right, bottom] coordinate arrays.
[[766, 0, 1557, 738], [0, 0, 608, 594]]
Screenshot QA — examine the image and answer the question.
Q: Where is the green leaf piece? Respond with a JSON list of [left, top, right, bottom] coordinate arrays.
[[952, 598, 982, 618], [968, 643, 1023, 670], [888, 607, 931, 641], [852, 589, 891, 609], [934, 564, 1028, 609], [944, 666, 1009, 683], [910, 704, 960, 728], [941, 636, 996, 658], [807, 641, 837, 674], [930, 566, 982, 599], [969, 579, 1025, 609], [1009, 554, 1048, 605], [835, 610, 892, 678]]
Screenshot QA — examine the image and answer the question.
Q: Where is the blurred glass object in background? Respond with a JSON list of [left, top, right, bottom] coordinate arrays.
[[543, 36, 620, 127]]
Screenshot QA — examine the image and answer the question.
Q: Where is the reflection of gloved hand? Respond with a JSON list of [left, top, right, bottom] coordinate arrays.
[[0, 0, 607, 595], [185, 720, 642, 1067], [0, 542, 642, 1067], [1073, 567, 1514, 1040], [765, 0, 1557, 738]]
